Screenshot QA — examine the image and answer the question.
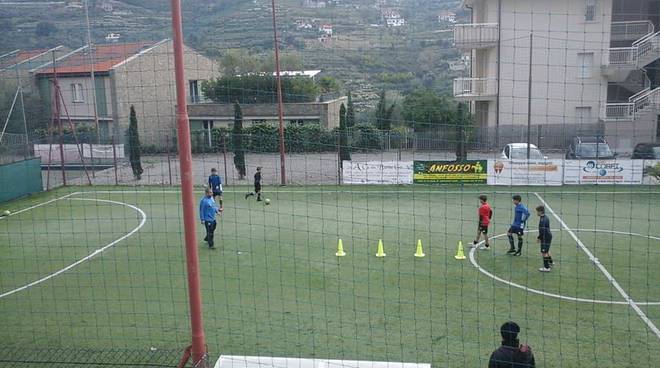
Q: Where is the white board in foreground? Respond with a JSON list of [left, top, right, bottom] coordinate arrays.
[[215, 356, 431, 368]]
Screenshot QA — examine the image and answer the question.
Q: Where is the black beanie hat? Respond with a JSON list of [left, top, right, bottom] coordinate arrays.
[[500, 321, 520, 341]]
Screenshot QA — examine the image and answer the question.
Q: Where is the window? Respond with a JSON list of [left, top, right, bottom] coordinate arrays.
[[71, 83, 84, 102], [585, 0, 597, 21], [577, 52, 593, 78], [575, 107, 592, 124], [189, 80, 200, 103], [202, 120, 214, 129]]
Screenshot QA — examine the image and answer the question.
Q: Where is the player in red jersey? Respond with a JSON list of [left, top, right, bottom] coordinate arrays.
[[473, 195, 493, 250]]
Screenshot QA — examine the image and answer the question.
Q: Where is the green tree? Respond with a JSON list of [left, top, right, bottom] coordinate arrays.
[[202, 75, 319, 104], [219, 48, 259, 76], [318, 76, 340, 94], [374, 90, 395, 131], [401, 89, 454, 131], [346, 91, 356, 128], [232, 102, 246, 179], [126, 105, 143, 180], [338, 103, 351, 164]]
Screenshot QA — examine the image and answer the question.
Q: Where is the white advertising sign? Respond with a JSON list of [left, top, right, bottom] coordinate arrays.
[[342, 161, 413, 185], [563, 160, 644, 184], [34, 144, 124, 163], [487, 160, 563, 186]]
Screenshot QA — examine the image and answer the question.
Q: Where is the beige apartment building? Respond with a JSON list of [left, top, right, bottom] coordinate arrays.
[[454, 0, 659, 152], [34, 39, 218, 145]]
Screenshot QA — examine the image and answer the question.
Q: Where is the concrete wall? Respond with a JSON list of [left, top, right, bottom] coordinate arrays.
[[110, 40, 219, 145], [44, 75, 113, 121], [472, 0, 612, 130], [187, 97, 348, 130]]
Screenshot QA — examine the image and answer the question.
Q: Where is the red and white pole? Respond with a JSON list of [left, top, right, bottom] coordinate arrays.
[[169, 0, 208, 366]]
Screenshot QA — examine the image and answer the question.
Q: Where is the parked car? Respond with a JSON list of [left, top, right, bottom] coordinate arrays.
[[631, 143, 660, 159], [501, 143, 546, 160], [566, 137, 616, 159]]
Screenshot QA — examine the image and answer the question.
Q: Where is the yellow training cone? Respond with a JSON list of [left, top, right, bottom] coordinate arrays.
[[454, 241, 466, 260], [376, 239, 386, 257], [414, 239, 425, 258], [335, 239, 346, 257]]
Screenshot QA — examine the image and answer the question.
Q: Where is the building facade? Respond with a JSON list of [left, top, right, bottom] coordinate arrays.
[[454, 0, 659, 152], [34, 40, 218, 145]]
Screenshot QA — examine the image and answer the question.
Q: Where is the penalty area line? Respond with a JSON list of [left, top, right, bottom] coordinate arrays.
[[534, 192, 660, 339]]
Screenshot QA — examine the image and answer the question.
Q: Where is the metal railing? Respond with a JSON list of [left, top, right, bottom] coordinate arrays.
[[453, 77, 498, 98], [611, 20, 654, 41], [453, 23, 499, 48], [608, 31, 660, 66], [605, 87, 660, 121]]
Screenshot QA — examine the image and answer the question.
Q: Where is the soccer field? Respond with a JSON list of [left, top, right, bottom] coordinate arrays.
[[1, 186, 659, 367]]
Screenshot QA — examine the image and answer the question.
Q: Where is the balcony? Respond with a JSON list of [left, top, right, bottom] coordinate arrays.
[[603, 31, 660, 82], [453, 77, 497, 101], [604, 87, 659, 121], [611, 21, 654, 42], [453, 23, 499, 49]]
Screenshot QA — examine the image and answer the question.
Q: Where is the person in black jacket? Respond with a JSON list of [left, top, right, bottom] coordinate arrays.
[[489, 321, 535, 368], [536, 205, 554, 272]]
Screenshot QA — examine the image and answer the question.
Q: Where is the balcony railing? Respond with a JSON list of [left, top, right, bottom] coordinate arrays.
[[453, 77, 497, 99], [453, 23, 499, 49], [611, 20, 654, 42], [605, 87, 659, 121], [607, 31, 660, 67]]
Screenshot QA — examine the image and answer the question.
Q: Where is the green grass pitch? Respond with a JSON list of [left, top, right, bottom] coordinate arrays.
[[0, 186, 659, 367]]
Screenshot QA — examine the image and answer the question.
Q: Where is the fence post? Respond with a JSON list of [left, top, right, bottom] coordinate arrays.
[[166, 134, 173, 187], [337, 130, 341, 186], [111, 137, 118, 186], [222, 133, 228, 186], [89, 143, 95, 178]]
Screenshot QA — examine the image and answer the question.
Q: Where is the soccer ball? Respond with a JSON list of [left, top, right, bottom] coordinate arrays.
[[265, 199, 271, 205], [2, 210, 11, 217]]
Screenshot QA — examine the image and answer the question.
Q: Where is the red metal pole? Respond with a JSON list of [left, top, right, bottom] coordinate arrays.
[[270, 0, 286, 186], [169, 0, 208, 366]]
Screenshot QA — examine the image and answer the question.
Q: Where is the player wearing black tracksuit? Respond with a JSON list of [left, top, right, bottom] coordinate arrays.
[[489, 321, 536, 368], [245, 167, 262, 201]]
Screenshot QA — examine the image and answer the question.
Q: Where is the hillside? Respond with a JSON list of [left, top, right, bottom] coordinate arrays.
[[0, 0, 465, 111]]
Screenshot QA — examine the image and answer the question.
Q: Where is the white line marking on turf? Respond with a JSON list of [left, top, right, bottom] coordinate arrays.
[[0, 197, 147, 299], [0, 192, 80, 218], [469, 230, 660, 306], [534, 192, 660, 338]]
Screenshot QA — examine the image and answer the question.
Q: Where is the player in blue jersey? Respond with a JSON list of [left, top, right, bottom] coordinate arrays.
[[200, 188, 222, 249], [507, 195, 530, 256], [208, 168, 223, 210]]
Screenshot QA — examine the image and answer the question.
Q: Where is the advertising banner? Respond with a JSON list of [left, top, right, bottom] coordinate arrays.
[[413, 160, 487, 184], [342, 161, 413, 184], [563, 160, 644, 184], [488, 160, 563, 186]]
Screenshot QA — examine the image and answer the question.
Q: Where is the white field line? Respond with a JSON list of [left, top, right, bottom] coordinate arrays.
[[0, 197, 147, 299], [0, 192, 80, 218], [469, 230, 660, 306], [534, 192, 660, 339]]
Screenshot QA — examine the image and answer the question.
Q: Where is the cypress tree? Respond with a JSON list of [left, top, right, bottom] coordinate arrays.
[[232, 101, 246, 179], [127, 105, 143, 180]]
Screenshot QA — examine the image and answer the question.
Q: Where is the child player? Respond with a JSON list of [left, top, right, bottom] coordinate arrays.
[[507, 195, 530, 256], [536, 205, 554, 272], [245, 166, 263, 201], [473, 195, 493, 250], [208, 168, 224, 211]]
